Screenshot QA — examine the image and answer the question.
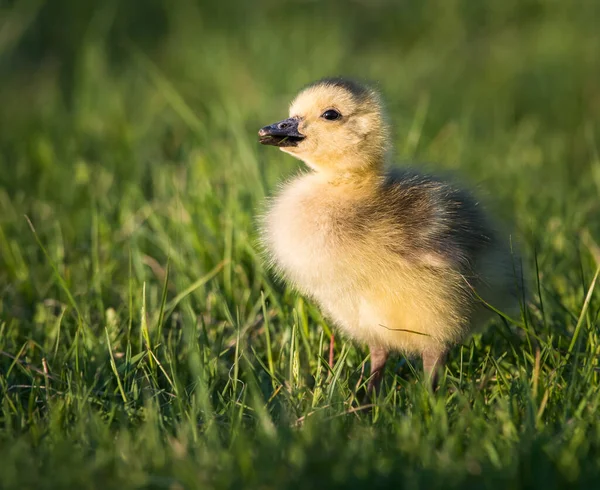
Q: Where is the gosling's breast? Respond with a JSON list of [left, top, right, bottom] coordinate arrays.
[[263, 175, 366, 295]]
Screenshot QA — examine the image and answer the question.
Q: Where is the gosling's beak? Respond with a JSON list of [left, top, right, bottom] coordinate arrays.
[[258, 117, 305, 147]]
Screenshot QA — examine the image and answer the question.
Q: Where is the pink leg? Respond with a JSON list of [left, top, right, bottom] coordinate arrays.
[[328, 333, 335, 368], [367, 344, 389, 394], [422, 348, 448, 388]]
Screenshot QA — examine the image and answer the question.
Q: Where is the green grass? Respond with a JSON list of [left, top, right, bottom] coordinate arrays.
[[1, 0, 600, 488]]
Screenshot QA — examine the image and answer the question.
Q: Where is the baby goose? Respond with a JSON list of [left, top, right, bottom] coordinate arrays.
[[258, 78, 520, 391]]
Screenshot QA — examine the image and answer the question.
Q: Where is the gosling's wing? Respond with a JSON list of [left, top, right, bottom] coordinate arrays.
[[377, 168, 495, 272]]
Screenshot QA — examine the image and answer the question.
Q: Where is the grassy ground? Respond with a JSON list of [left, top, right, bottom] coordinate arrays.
[[1, 0, 600, 488]]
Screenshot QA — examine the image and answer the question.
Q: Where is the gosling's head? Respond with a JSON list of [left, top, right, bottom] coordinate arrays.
[[259, 78, 389, 173]]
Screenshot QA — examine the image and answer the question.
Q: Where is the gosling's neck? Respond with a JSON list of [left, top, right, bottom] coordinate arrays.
[[310, 152, 386, 187]]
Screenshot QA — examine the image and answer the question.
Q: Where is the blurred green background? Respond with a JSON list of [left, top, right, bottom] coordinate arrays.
[[1, 0, 600, 488], [2, 0, 600, 250]]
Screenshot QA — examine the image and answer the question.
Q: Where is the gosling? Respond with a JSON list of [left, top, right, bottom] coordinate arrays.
[[258, 77, 521, 392]]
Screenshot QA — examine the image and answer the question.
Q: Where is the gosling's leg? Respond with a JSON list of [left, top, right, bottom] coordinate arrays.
[[422, 348, 448, 388], [367, 344, 389, 394], [328, 333, 335, 368]]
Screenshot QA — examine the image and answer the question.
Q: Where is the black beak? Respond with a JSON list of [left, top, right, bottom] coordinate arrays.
[[258, 117, 305, 147]]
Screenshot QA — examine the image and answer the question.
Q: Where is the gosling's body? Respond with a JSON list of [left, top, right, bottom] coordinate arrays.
[[259, 78, 520, 388], [265, 169, 512, 352]]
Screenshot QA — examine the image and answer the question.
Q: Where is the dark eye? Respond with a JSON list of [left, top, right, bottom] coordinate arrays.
[[321, 109, 341, 121]]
